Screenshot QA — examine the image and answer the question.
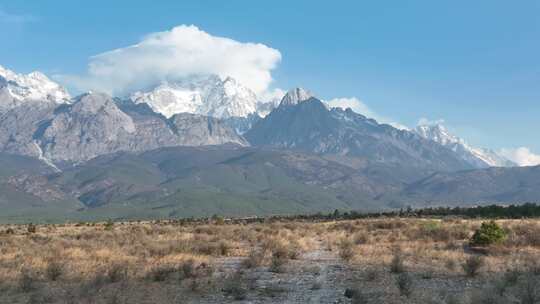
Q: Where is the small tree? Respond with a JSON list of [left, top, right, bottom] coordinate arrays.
[[470, 221, 507, 246]]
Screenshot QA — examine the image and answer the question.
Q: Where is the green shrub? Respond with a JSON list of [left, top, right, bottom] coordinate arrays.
[[470, 221, 507, 246]]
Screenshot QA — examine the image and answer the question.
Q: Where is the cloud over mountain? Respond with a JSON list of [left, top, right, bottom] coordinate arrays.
[[326, 97, 408, 130], [58, 25, 281, 96], [498, 147, 540, 167]]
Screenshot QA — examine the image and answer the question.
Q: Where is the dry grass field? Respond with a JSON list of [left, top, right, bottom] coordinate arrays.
[[1, 218, 540, 303]]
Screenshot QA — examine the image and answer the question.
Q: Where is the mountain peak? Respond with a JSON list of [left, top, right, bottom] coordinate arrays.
[[279, 88, 314, 107], [130, 74, 259, 119], [415, 123, 461, 146], [71, 92, 122, 115], [0, 64, 71, 110], [415, 122, 515, 168]]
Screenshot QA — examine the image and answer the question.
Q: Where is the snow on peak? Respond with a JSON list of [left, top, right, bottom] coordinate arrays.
[[130, 74, 270, 119], [415, 123, 464, 146], [0, 64, 71, 109], [415, 122, 515, 168], [279, 87, 313, 107]]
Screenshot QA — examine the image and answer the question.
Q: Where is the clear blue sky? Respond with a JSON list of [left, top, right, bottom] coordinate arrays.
[[1, 1, 539, 153]]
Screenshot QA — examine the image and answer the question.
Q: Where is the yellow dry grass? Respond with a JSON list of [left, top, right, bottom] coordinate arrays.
[[1, 218, 539, 303]]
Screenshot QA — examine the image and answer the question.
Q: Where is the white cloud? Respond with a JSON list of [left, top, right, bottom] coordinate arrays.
[[326, 97, 409, 130], [259, 88, 286, 105], [57, 25, 281, 96], [498, 147, 540, 167], [326, 97, 377, 119]]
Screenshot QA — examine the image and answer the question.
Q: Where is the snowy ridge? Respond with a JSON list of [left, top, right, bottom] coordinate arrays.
[[415, 123, 515, 167], [0, 65, 70, 108], [130, 74, 276, 119]]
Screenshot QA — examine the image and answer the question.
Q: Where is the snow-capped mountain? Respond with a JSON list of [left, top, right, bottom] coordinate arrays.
[[415, 123, 515, 168], [0, 65, 70, 111], [130, 75, 276, 119]]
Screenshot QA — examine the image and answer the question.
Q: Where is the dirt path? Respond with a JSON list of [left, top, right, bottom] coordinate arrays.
[[294, 242, 345, 303], [247, 240, 348, 303], [189, 239, 355, 303]]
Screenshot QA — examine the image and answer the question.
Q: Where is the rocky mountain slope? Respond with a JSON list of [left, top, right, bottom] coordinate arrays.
[[415, 123, 515, 168], [0, 92, 247, 165], [246, 89, 474, 173]]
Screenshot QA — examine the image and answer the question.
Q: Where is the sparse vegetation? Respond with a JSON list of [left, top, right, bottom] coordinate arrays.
[[1, 217, 539, 303], [18, 268, 35, 292], [104, 219, 114, 231], [338, 238, 355, 262], [222, 271, 247, 300], [242, 248, 265, 269], [396, 272, 413, 298], [390, 249, 406, 273], [462, 255, 485, 277], [106, 262, 128, 283], [516, 274, 539, 304], [344, 288, 368, 303], [269, 250, 288, 273], [146, 263, 176, 281], [26, 223, 36, 234], [45, 259, 64, 281]]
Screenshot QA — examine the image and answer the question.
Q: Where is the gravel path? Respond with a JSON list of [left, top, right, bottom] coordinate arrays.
[[196, 240, 352, 304]]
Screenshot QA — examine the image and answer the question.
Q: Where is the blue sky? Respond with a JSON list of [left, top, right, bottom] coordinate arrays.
[[1, 1, 539, 158]]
